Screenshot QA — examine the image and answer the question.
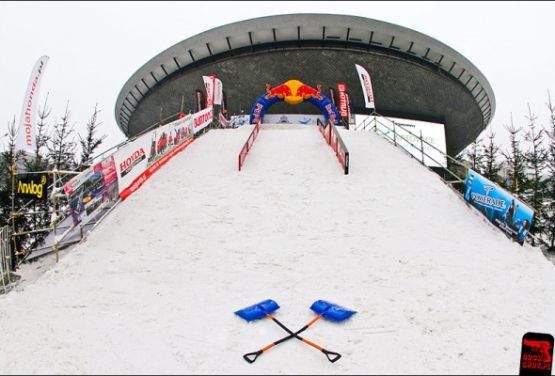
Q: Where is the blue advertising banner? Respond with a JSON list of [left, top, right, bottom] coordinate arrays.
[[464, 169, 534, 244]]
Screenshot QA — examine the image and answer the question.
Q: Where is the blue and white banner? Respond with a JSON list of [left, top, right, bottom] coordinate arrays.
[[464, 169, 534, 244]]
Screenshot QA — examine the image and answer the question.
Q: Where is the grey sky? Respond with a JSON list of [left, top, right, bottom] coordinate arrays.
[[1, 1, 554, 156]]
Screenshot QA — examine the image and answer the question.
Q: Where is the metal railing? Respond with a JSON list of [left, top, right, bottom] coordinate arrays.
[[1, 225, 14, 293], [354, 113, 467, 186]]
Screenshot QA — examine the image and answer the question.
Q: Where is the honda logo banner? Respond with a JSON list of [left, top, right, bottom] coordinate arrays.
[[355, 64, 375, 111], [16, 55, 49, 153], [113, 114, 195, 200]]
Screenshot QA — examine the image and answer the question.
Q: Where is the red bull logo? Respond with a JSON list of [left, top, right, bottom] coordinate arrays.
[[265, 79, 323, 105]]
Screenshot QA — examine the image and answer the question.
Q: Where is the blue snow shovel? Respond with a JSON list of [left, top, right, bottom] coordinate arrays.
[[236, 299, 355, 363]]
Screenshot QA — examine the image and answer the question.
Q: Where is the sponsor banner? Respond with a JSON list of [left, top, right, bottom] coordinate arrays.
[[16, 173, 49, 201], [324, 103, 339, 125], [203, 75, 215, 108], [355, 64, 375, 110], [219, 112, 231, 128], [64, 156, 119, 227], [262, 114, 325, 125], [119, 137, 194, 200], [337, 83, 349, 117], [345, 93, 355, 124], [328, 87, 337, 105], [114, 114, 195, 199], [195, 89, 205, 112], [192, 107, 213, 134], [357, 114, 447, 167], [221, 90, 228, 114], [464, 169, 534, 244], [229, 115, 250, 127], [214, 77, 223, 105], [16, 55, 49, 153]]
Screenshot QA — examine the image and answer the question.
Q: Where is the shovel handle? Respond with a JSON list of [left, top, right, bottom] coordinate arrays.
[[322, 349, 342, 363], [243, 350, 263, 363]]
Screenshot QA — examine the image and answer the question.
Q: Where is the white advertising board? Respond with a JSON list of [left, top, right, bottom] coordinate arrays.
[[355, 114, 447, 167]]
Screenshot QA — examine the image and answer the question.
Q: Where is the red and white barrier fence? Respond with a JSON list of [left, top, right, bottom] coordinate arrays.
[[238, 122, 260, 171], [317, 119, 350, 174]]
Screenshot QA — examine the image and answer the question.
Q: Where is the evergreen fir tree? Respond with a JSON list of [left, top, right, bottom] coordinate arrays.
[[21, 95, 52, 251], [502, 117, 528, 195], [523, 103, 548, 240], [0, 118, 28, 267], [47, 101, 77, 171], [464, 136, 484, 174], [543, 92, 555, 251], [482, 128, 502, 184], [78, 103, 106, 170]]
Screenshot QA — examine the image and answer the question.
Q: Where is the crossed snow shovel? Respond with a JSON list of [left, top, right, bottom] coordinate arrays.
[[235, 299, 356, 363]]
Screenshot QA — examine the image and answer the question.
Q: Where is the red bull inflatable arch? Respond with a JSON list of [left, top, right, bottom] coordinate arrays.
[[249, 80, 341, 125]]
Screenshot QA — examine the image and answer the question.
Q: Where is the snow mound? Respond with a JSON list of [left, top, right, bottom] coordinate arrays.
[[1, 124, 554, 374]]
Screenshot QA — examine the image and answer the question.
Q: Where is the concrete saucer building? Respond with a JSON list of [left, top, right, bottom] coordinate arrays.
[[115, 13, 495, 156]]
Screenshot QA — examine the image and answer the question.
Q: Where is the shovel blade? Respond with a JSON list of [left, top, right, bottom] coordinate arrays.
[[310, 300, 356, 321], [235, 299, 280, 322]]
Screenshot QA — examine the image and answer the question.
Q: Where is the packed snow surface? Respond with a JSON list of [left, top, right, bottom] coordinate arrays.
[[1, 124, 554, 374]]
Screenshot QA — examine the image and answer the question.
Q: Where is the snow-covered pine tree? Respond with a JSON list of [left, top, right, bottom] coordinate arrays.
[[502, 117, 528, 195], [464, 137, 484, 174], [543, 92, 555, 251], [482, 128, 503, 184], [78, 103, 106, 170], [523, 103, 548, 241], [47, 101, 77, 172], [21, 95, 52, 251]]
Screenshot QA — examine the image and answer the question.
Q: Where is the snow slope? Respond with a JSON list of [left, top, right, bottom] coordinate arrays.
[[1, 124, 554, 374]]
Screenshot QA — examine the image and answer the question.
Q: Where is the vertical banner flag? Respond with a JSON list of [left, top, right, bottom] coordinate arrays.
[[355, 64, 375, 111], [221, 90, 228, 114], [195, 90, 205, 111], [328, 87, 337, 106], [16, 55, 49, 153], [214, 77, 223, 105], [337, 83, 349, 117], [202, 74, 216, 108]]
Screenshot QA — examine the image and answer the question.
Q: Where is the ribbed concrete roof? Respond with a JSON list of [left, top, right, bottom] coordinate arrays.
[[115, 13, 495, 136]]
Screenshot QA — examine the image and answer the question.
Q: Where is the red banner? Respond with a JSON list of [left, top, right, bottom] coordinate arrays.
[[337, 83, 349, 117], [119, 137, 194, 200]]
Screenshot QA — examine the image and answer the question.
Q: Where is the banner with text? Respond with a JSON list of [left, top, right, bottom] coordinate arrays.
[[464, 169, 534, 244], [202, 75, 215, 108], [337, 83, 349, 118], [16, 173, 49, 201], [357, 114, 447, 167], [262, 114, 326, 125], [355, 64, 375, 111], [63, 156, 119, 228], [113, 113, 196, 200], [16, 55, 49, 153], [192, 107, 213, 134]]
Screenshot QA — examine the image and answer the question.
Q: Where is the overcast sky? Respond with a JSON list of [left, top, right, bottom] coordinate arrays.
[[1, 1, 554, 155]]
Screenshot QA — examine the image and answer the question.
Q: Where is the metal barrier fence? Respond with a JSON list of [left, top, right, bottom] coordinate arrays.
[[354, 114, 467, 186], [1, 225, 13, 293]]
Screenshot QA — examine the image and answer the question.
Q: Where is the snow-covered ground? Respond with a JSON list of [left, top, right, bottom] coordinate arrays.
[[1, 124, 554, 374]]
